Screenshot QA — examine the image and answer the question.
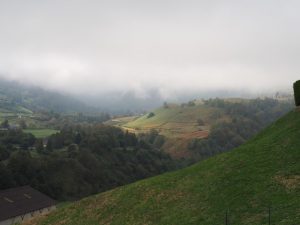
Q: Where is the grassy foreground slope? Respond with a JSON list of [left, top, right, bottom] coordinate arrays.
[[28, 111, 300, 225]]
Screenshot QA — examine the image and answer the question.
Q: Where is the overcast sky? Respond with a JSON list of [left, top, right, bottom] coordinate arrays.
[[0, 0, 299, 98]]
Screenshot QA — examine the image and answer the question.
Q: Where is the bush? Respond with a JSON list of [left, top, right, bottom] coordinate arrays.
[[294, 80, 300, 106], [188, 101, 196, 107], [197, 118, 205, 126], [147, 112, 155, 118]]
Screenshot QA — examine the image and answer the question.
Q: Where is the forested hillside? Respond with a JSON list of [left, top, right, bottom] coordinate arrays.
[[188, 98, 293, 160], [0, 124, 181, 200], [0, 78, 93, 113]]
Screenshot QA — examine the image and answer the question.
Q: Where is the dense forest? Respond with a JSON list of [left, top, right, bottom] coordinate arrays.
[[0, 125, 179, 200], [188, 98, 293, 159]]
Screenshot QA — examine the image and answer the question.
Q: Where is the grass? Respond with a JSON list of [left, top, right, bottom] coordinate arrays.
[[26, 110, 300, 225], [24, 129, 59, 138], [124, 104, 220, 136], [0, 107, 47, 128], [0, 105, 53, 135]]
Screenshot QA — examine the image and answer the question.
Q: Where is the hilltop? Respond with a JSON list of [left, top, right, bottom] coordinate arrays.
[[28, 110, 300, 225], [106, 101, 215, 158]]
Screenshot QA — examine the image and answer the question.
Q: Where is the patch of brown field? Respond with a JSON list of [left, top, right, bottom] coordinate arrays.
[[161, 130, 209, 159], [24, 192, 116, 225], [156, 190, 186, 202], [162, 138, 192, 159], [141, 187, 186, 204], [82, 191, 116, 219], [22, 213, 71, 225], [98, 214, 114, 225], [141, 188, 157, 202], [22, 214, 48, 225], [121, 127, 137, 133], [121, 121, 209, 159], [241, 212, 266, 225], [274, 175, 300, 190], [49, 218, 72, 225], [180, 130, 209, 139]]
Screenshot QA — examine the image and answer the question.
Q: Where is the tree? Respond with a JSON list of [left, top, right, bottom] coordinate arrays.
[[74, 132, 82, 144], [293, 80, 300, 106], [0, 146, 10, 160], [35, 139, 44, 153], [1, 119, 9, 129], [188, 101, 195, 107], [67, 144, 78, 157], [147, 112, 155, 118], [46, 139, 53, 152], [197, 118, 205, 126], [19, 120, 27, 129], [20, 133, 36, 150], [163, 102, 169, 108]]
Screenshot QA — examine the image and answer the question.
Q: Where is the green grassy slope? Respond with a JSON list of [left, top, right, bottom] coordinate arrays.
[[108, 103, 223, 158], [123, 104, 221, 137], [23, 129, 59, 138], [28, 110, 300, 225]]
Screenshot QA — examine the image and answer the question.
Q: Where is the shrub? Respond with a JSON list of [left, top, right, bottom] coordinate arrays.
[[293, 80, 300, 106], [197, 118, 205, 126], [188, 101, 196, 107], [147, 112, 155, 118]]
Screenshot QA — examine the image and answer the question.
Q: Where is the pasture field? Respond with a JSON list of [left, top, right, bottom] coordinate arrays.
[[24, 129, 59, 138], [116, 103, 224, 139], [108, 103, 227, 158]]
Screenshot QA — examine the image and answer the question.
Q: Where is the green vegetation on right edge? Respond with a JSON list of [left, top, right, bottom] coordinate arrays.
[[294, 80, 300, 106], [29, 110, 300, 225]]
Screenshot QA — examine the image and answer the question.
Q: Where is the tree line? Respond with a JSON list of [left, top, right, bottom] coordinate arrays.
[[188, 98, 293, 160], [0, 125, 181, 200]]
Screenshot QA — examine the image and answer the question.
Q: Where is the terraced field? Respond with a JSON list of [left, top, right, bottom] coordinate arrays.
[[116, 104, 222, 138], [106, 103, 227, 158], [0, 107, 58, 138]]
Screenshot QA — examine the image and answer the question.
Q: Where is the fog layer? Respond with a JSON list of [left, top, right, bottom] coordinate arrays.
[[0, 0, 299, 98]]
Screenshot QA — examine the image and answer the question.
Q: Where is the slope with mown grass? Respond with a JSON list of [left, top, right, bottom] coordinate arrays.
[[27, 110, 300, 225]]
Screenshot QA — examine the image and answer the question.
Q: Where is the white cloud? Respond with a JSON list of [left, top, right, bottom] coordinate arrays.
[[0, 0, 299, 97]]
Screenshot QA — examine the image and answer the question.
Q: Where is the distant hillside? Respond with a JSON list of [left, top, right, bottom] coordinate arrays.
[[28, 110, 300, 225], [108, 98, 293, 159], [0, 78, 93, 113], [0, 78, 108, 133]]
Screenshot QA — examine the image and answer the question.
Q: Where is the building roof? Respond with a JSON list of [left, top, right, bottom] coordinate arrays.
[[0, 186, 56, 221]]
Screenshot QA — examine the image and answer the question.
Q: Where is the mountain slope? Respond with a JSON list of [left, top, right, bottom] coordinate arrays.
[[28, 110, 300, 225], [108, 99, 292, 159], [0, 78, 92, 113]]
